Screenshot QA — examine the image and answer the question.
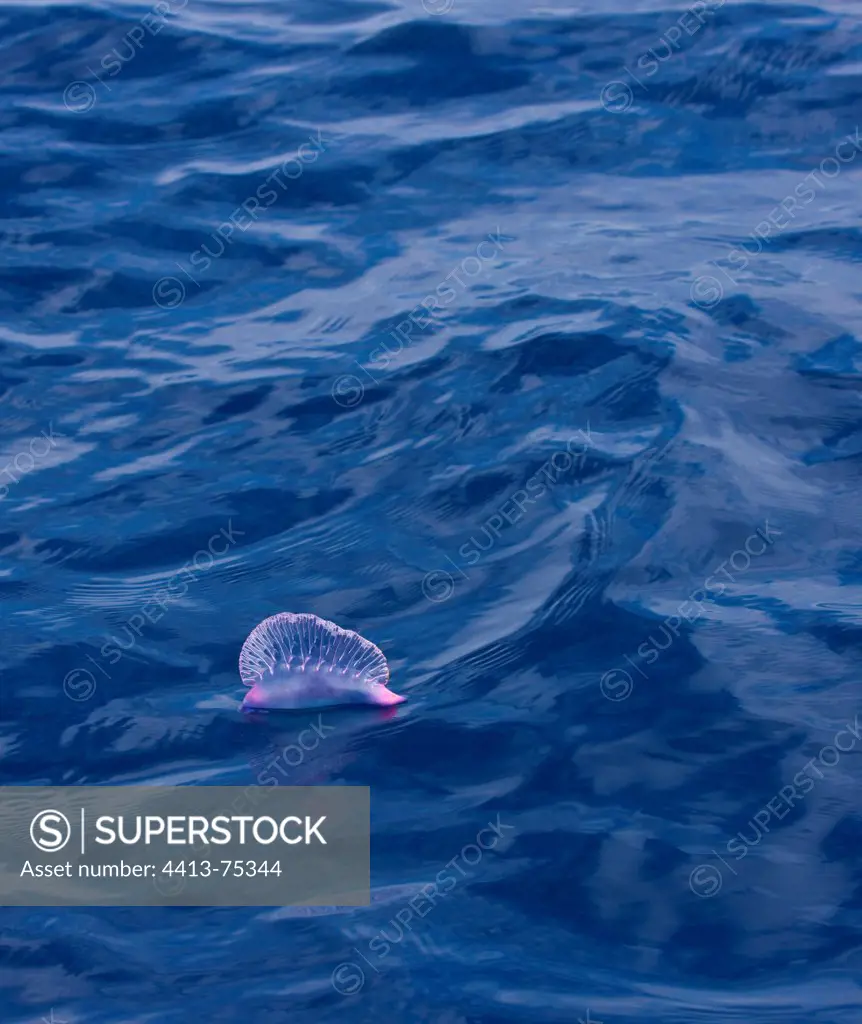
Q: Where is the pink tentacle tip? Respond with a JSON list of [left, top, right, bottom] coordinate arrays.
[[368, 685, 407, 706]]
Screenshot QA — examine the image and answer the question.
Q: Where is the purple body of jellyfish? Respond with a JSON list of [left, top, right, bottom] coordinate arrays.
[[238, 612, 406, 711]]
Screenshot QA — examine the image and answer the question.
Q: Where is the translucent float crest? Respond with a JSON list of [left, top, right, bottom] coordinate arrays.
[[238, 612, 403, 710]]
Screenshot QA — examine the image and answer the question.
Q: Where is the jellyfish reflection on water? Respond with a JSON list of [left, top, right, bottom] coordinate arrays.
[[238, 612, 406, 711]]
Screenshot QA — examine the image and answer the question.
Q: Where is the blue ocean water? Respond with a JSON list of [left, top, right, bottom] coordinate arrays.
[[2, 0, 862, 1019]]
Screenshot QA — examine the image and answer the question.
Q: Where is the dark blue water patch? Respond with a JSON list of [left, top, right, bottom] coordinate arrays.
[[17, 351, 85, 369], [350, 60, 522, 104], [771, 228, 862, 261], [0, 267, 88, 309], [203, 384, 274, 425], [277, 386, 394, 425], [34, 490, 351, 573], [702, 294, 793, 343], [821, 813, 862, 860], [495, 331, 635, 381], [796, 334, 862, 384]]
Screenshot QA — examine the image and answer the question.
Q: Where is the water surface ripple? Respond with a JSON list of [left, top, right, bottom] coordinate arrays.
[[1, 0, 862, 1021]]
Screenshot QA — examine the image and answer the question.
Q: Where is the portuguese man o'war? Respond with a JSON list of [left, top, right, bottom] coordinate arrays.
[[238, 612, 405, 711]]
